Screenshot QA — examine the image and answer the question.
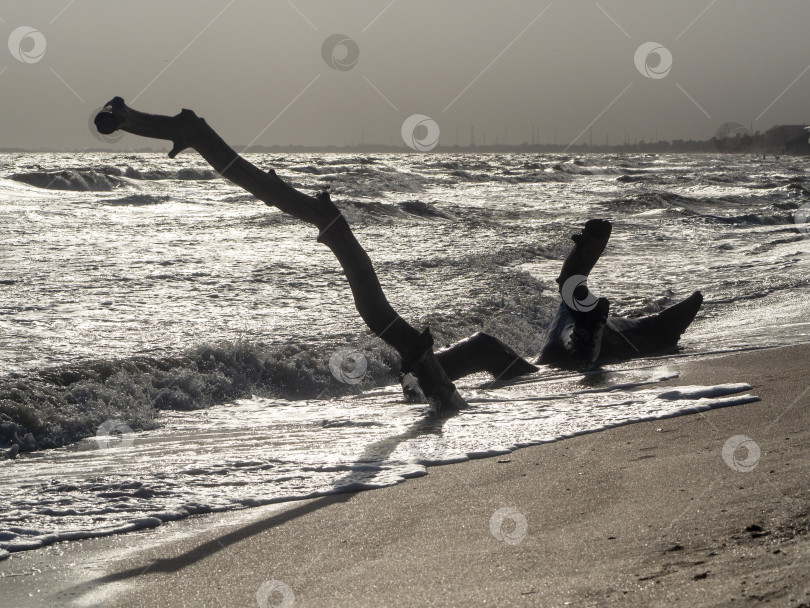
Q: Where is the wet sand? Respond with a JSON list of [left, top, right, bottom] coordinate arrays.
[[2, 344, 808, 607]]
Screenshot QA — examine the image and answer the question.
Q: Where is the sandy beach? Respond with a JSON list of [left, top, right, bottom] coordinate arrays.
[[2, 343, 808, 608]]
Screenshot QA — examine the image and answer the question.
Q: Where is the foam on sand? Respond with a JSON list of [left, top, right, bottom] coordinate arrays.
[[0, 364, 761, 558]]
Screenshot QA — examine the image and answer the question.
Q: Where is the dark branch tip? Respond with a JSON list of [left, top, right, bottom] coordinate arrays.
[[94, 111, 118, 135], [168, 142, 189, 158]]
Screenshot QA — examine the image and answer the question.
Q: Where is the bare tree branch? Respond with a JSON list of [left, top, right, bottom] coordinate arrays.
[[95, 97, 466, 410]]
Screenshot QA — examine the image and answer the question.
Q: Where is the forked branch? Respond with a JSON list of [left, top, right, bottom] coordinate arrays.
[[95, 97, 466, 410]]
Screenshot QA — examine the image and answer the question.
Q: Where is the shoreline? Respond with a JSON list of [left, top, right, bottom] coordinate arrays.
[[1, 344, 808, 607]]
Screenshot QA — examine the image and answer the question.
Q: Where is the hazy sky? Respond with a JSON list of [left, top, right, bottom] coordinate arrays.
[[1, 0, 809, 150]]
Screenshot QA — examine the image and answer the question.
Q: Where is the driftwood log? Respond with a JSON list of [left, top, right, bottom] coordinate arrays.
[[538, 219, 703, 367], [93, 100, 700, 408], [94, 98, 538, 410]]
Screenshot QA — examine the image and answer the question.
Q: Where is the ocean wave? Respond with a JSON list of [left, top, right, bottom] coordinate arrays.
[[284, 160, 575, 193], [321, 155, 379, 166], [398, 200, 453, 219], [598, 191, 796, 225], [698, 211, 795, 226], [10, 169, 124, 191], [288, 164, 366, 176], [336, 199, 452, 222], [600, 191, 699, 212], [121, 166, 218, 180], [448, 169, 492, 182], [0, 259, 555, 456], [315, 169, 433, 198], [424, 158, 497, 172], [101, 194, 173, 206], [0, 340, 402, 453], [445, 168, 569, 184], [9, 165, 218, 190], [552, 161, 620, 175]]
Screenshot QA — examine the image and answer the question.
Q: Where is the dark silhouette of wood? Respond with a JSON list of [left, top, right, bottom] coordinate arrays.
[[538, 219, 703, 368], [599, 291, 703, 360], [436, 332, 537, 381], [540, 219, 612, 366], [94, 97, 467, 410]]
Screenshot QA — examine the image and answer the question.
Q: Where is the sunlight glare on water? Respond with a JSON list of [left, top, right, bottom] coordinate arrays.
[[0, 151, 807, 555]]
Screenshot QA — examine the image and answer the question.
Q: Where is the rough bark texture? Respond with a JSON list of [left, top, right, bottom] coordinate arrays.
[[95, 97, 466, 410]]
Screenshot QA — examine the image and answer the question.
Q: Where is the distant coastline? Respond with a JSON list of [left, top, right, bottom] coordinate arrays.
[[2, 129, 807, 155]]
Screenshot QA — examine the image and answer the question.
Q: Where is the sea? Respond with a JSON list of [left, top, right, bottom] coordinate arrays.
[[0, 151, 808, 558]]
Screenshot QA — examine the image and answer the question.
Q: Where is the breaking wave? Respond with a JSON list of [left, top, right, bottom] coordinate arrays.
[[0, 266, 555, 455], [101, 194, 173, 206], [10, 169, 124, 191], [336, 199, 453, 222], [9, 165, 218, 190], [0, 340, 400, 452]]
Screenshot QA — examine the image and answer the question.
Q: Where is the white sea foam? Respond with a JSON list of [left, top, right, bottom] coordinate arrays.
[[0, 367, 760, 556], [656, 383, 753, 400]]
